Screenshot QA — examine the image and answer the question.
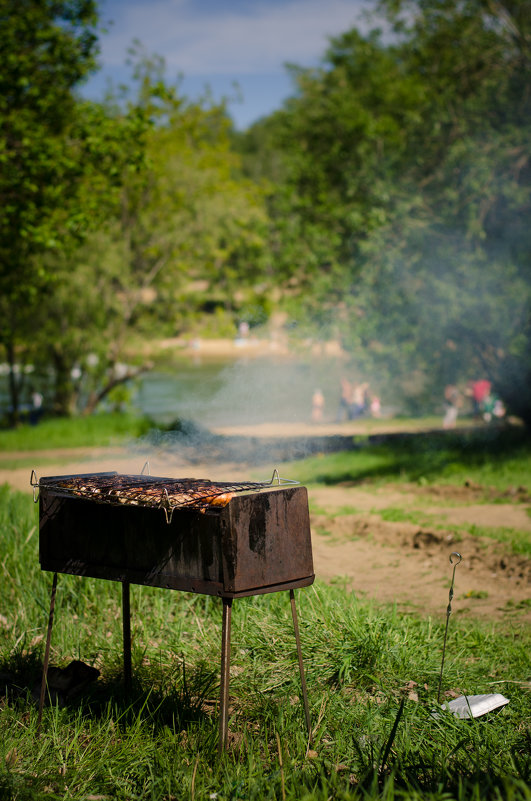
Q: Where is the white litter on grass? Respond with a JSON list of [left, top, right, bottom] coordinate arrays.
[[436, 693, 510, 719]]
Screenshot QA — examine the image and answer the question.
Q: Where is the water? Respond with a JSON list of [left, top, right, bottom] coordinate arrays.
[[133, 355, 347, 427], [0, 353, 349, 425]]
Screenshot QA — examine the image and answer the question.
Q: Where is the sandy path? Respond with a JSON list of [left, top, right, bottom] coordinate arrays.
[[6, 446, 251, 491], [2, 441, 529, 623]]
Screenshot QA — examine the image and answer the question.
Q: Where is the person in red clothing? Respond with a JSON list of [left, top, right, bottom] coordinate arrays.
[[469, 379, 491, 419]]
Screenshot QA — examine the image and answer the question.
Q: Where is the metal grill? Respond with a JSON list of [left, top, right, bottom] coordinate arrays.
[[31, 468, 298, 522], [34, 464, 313, 753]]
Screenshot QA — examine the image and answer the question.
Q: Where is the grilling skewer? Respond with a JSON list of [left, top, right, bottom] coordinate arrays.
[[436, 551, 462, 705], [434, 552, 510, 719]]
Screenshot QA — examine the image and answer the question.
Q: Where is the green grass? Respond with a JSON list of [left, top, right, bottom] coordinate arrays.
[[0, 413, 153, 453], [460, 590, 489, 600], [0, 485, 530, 800], [375, 507, 431, 525], [292, 425, 531, 492], [457, 522, 531, 557]]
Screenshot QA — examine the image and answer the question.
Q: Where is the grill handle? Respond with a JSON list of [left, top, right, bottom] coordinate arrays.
[[30, 470, 40, 503]]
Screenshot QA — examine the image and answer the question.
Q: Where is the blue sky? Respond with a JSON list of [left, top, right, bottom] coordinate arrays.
[[81, 0, 378, 129]]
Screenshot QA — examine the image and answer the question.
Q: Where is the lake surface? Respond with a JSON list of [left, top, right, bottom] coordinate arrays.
[[0, 353, 351, 426], [133, 355, 347, 427]]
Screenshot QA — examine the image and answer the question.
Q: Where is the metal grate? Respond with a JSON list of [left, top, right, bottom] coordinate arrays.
[[32, 468, 299, 523]]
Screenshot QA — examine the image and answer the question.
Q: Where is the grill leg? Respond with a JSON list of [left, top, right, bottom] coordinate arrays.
[[122, 581, 132, 693], [218, 597, 232, 754], [37, 571, 58, 737], [289, 589, 312, 744]]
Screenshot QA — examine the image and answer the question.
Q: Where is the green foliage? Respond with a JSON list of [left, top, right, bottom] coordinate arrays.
[[0, 1, 154, 420], [10, 47, 272, 417], [0, 0, 99, 261], [2, 0, 531, 427], [239, 0, 531, 420], [126, 59, 270, 318], [0, 0, 99, 292]]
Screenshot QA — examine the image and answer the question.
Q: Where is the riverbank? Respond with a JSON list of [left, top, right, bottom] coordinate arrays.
[[209, 416, 480, 438], [144, 333, 346, 361]]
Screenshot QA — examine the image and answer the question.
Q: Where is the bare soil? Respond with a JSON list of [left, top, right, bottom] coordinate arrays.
[[3, 439, 530, 624], [309, 483, 530, 622]]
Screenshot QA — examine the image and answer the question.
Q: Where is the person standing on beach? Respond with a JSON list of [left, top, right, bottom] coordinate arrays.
[[312, 388, 325, 422], [336, 377, 352, 422], [443, 384, 461, 428]]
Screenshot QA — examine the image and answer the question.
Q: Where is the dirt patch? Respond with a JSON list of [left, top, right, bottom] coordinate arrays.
[[401, 479, 531, 504], [2, 444, 529, 624], [286, 472, 530, 621], [311, 512, 529, 616]]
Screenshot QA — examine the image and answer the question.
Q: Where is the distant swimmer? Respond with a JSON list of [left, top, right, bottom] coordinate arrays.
[[312, 388, 325, 422]]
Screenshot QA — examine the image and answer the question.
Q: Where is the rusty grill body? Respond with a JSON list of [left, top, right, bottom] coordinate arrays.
[[35, 470, 314, 750], [38, 472, 314, 597]]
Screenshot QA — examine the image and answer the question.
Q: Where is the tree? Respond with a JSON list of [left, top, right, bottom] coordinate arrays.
[[25, 97, 153, 416], [0, 0, 99, 421], [28, 55, 270, 416], [237, 29, 430, 339], [240, 0, 531, 419], [364, 0, 531, 416]]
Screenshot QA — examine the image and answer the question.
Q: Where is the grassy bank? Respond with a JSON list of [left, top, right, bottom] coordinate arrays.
[[0, 413, 153, 453], [0, 485, 530, 800], [292, 425, 531, 557], [292, 425, 531, 492]]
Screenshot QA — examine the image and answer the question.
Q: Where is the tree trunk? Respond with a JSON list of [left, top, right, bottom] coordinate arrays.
[[5, 338, 21, 427], [51, 351, 76, 417], [82, 362, 153, 416], [494, 356, 531, 430]]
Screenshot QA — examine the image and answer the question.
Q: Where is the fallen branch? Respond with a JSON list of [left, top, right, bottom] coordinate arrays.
[[82, 361, 154, 415]]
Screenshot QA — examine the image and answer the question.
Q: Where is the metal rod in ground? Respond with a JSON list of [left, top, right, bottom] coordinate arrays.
[[37, 571, 58, 737], [219, 597, 233, 754], [289, 589, 312, 744], [437, 552, 462, 705], [122, 581, 132, 693]]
